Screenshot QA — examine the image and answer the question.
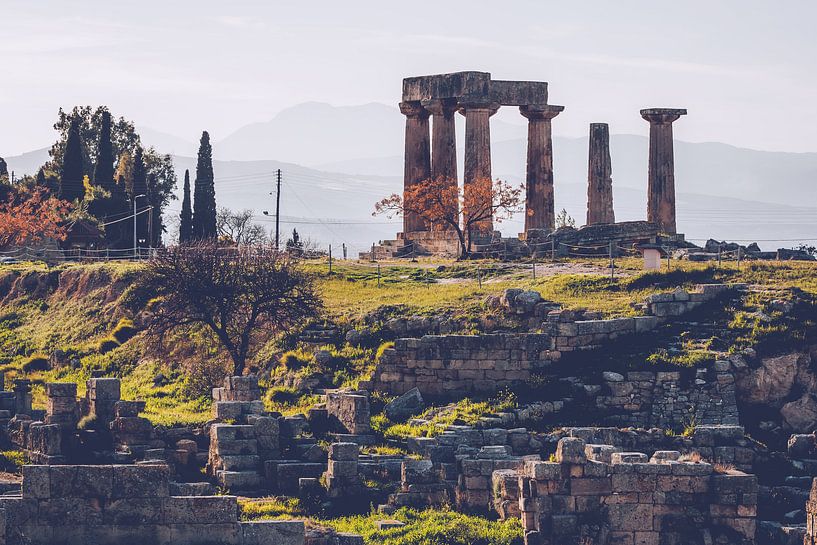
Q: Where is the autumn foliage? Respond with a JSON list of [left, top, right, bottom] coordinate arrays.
[[0, 188, 72, 250], [374, 177, 522, 258]]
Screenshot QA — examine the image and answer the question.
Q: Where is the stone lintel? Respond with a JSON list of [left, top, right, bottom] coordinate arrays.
[[520, 104, 565, 120], [489, 80, 548, 106], [402, 71, 491, 102], [399, 101, 429, 118], [640, 108, 687, 123]]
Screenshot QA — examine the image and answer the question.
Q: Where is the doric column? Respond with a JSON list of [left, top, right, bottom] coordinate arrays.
[[641, 108, 687, 234], [520, 104, 564, 232], [424, 98, 458, 230], [399, 101, 431, 233], [586, 123, 615, 225], [459, 101, 499, 232]]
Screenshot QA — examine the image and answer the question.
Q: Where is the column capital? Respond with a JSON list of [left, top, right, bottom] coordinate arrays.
[[422, 98, 458, 116], [640, 108, 687, 124], [457, 100, 500, 116], [399, 101, 429, 118], [519, 104, 564, 121]]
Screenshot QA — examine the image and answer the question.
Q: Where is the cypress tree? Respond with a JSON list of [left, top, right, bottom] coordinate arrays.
[[0, 157, 8, 181], [60, 116, 86, 201], [93, 110, 115, 192], [192, 131, 217, 239], [179, 169, 194, 243], [131, 148, 148, 248]]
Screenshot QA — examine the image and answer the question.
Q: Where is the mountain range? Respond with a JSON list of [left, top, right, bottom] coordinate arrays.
[[4, 102, 817, 253]]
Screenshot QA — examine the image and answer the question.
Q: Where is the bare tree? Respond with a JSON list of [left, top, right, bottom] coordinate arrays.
[[216, 207, 268, 246], [144, 241, 322, 375]]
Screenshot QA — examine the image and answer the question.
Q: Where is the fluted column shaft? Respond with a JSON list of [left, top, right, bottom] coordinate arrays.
[[586, 123, 615, 225], [520, 105, 563, 232], [460, 102, 498, 232], [400, 101, 431, 232], [641, 108, 687, 234], [425, 99, 458, 230]]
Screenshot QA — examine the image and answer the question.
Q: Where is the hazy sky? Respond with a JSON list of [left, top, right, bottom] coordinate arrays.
[[2, 0, 817, 156]]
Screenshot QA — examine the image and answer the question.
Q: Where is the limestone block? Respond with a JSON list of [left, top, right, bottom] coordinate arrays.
[[21, 465, 50, 499], [88, 378, 121, 400], [329, 442, 359, 462], [112, 464, 170, 498], [114, 400, 146, 418], [611, 452, 648, 464], [49, 465, 113, 498], [162, 495, 238, 523], [402, 460, 435, 484], [45, 382, 77, 398], [328, 460, 358, 479], [103, 497, 164, 525], [555, 437, 586, 464], [241, 520, 305, 545], [168, 523, 240, 545], [650, 451, 681, 463], [585, 444, 620, 463]]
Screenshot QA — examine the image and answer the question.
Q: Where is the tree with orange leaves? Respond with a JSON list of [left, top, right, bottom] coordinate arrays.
[[0, 187, 72, 250], [374, 177, 523, 259]]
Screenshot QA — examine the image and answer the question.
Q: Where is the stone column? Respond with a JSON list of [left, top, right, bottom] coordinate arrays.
[[586, 123, 615, 225], [459, 101, 499, 232], [640, 108, 687, 234], [425, 98, 459, 229], [399, 101, 431, 233], [520, 105, 564, 232]]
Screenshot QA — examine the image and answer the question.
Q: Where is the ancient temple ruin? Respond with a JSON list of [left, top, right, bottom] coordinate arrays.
[[363, 71, 688, 259]]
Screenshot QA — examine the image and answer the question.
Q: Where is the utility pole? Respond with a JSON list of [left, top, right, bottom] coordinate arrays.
[[274, 169, 282, 250]]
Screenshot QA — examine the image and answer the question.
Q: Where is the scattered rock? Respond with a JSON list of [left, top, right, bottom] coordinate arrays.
[[384, 388, 424, 422], [781, 394, 817, 433]]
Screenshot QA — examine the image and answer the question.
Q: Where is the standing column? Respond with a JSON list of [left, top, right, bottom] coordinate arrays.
[[640, 108, 687, 234], [425, 98, 458, 229], [586, 123, 615, 225], [459, 101, 499, 232], [520, 105, 564, 232], [399, 101, 431, 233]]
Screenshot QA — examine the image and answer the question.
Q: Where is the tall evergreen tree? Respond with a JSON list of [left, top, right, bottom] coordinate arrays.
[[0, 157, 8, 182], [60, 116, 85, 201], [179, 169, 194, 243], [192, 131, 217, 239], [93, 110, 115, 192], [131, 147, 148, 248]]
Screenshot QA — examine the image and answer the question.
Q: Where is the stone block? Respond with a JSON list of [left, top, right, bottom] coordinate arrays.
[[241, 520, 305, 545], [328, 460, 358, 479], [87, 378, 121, 400], [402, 460, 435, 484], [329, 442, 359, 461], [570, 477, 612, 496], [103, 498, 164, 525], [525, 461, 562, 481], [608, 503, 653, 531], [162, 495, 238, 523], [114, 400, 146, 418], [167, 523, 240, 545], [45, 382, 77, 398], [555, 437, 586, 464], [49, 465, 113, 498], [21, 465, 50, 499], [611, 452, 648, 464], [112, 464, 170, 498], [650, 451, 680, 463]]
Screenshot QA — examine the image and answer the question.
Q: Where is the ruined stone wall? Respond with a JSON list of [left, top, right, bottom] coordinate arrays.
[[0, 464, 304, 545], [367, 284, 738, 401], [596, 366, 740, 429], [806, 478, 817, 545], [509, 437, 757, 545]]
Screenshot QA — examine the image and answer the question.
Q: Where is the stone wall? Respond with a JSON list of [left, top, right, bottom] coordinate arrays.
[[806, 478, 817, 545], [509, 437, 757, 545], [0, 464, 305, 545], [596, 365, 739, 428], [368, 284, 739, 398]]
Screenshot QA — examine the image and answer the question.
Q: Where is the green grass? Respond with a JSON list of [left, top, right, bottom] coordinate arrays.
[[323, 507, 523, 545], [239, 497, 307, 520], [0, 450, 27, 472]]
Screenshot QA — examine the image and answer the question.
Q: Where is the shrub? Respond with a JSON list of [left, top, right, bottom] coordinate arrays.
[[97, 337, 121, 354], [280, 349, 313, 371], [0, 450, 27, 472], [21, 354, 49, 374], [111, 318, 138, 344]]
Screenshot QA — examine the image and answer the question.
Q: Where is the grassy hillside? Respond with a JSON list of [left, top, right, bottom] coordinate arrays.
[[1, 257, 816, 427]]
